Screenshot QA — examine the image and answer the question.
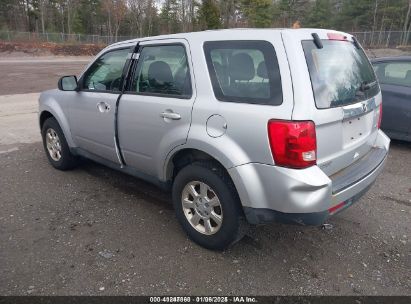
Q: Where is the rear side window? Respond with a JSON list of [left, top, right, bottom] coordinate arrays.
[[130, 44, 192, 98], [373, 61, 411, 87], [204, 41, 282, 105], [302, 40, 379, 109]]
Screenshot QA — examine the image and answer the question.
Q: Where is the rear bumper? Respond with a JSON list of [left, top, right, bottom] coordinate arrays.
[[229, 130, 390, 225]]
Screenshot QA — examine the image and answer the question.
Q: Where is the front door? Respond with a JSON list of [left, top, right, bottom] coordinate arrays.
[[118, 39, 195, 177], [69, 47, 132, 163]]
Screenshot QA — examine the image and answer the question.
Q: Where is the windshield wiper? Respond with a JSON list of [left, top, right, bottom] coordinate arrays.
[[359, 80, 377, 92], [353, 80, 377, 100]]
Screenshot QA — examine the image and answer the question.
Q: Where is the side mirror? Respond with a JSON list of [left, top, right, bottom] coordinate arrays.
[[58, 76, 78, 91]]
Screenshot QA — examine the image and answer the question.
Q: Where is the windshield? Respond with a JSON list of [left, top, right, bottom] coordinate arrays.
[[302, 40, 379, 109]]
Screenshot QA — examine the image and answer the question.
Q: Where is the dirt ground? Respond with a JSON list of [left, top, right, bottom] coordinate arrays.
[[366, 48, 411, 58], [0, 55, 410, 296], [0, 41, 103, 57], [0, 57, 91, 94], [0, 141, 410, 296]]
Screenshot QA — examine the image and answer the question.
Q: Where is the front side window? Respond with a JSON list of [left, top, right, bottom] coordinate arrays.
[[302, 40, 379, 109], [83, 48, 130, 92], [204, 41, 283, 105], [130, 44, 192, 98], [374, 61, 411, 87]]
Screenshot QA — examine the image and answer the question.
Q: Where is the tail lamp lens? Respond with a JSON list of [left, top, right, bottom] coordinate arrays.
[[268, 120, 317, 169]]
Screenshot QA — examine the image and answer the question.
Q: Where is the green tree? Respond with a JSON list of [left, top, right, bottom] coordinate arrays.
[[74, 0, 103, 34], [198, 0, 221, 30], [241, 0, 272, 28], [1, 0, 411, 44], [335, 0, 375, 31], [160, 0, 181, 34], [278, 0, 310, 27], [305, 0, 333, 29]]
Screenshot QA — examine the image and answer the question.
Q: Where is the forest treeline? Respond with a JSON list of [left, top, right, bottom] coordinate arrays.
[[1, 0, 410, 39]]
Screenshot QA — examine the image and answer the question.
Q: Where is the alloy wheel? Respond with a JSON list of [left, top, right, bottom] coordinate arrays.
[[181, 181, 223, 235], [45, 128, 62, 161]]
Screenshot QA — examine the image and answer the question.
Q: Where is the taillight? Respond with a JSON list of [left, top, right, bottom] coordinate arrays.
[[267, 120, 317, 169], [377, 103, 383, 129]]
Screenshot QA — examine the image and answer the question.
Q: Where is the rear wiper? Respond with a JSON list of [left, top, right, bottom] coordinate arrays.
[[359, 80, 377, 92], [311, 33, 323, 49], [354, 80, 378, 100]]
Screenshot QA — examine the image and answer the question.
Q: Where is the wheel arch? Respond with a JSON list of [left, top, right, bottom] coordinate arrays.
[[39, 111, 54, 129], [39, 106, 75, 148], [166, 148, 227, 181], [164, 147, 246, 208]]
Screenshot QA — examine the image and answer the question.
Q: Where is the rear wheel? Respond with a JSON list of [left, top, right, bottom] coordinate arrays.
[[172, 162, 247, 250], [41, 117, 78, 170]]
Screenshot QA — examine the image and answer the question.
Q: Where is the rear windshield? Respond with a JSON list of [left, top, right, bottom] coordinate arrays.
[[204, 40, 283, 105], [302, 40, 379, 109]]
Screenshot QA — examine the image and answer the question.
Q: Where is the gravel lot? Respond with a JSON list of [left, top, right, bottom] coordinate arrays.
[[0, 57, 91, 95], [0, 57, 410, 296]]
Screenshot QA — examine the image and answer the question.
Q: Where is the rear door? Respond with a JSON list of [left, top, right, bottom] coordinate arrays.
[[373, 60, 411, 139], [117, 39, 195, 176], [283, 30, 382, 176]]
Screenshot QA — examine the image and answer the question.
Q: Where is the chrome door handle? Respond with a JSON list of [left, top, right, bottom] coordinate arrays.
[[97, 102, 110, 113], [160, 111, 181, 120]]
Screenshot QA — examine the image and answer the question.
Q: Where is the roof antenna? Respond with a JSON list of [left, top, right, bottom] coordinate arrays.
[[312, 33, 323, 49]]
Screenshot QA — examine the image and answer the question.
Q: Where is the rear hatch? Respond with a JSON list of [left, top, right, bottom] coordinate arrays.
[[283, 30, 382, 177]]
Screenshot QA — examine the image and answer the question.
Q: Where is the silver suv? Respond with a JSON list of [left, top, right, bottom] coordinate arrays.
[[39, 29, 390, 250]]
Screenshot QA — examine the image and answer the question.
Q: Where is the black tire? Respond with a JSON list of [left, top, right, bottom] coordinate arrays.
[[41, 117, 78, 170], [172, 162, 247, 250]]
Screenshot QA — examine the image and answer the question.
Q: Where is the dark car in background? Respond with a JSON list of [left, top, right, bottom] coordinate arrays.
[[372, 57, 411, 141]]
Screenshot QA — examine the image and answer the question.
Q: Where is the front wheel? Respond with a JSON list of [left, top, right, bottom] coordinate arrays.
[[41, 117, 78, 170], [172, 163, 247, 250]]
